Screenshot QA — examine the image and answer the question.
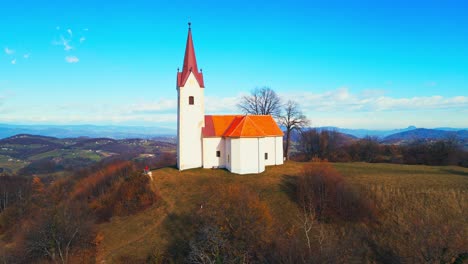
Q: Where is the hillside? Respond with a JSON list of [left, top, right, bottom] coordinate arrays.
[[0, 134, 175, 174], [96, 162, 468, 263]]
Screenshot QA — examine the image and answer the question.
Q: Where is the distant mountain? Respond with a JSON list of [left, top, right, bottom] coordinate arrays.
[[382, 128, 468, 144], [317, 126, 418, 138], [0, 124, 176, 139], [316, 126, 468, 139]]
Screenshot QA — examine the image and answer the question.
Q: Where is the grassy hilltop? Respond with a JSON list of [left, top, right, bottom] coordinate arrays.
[[97, 161, 468, 263]]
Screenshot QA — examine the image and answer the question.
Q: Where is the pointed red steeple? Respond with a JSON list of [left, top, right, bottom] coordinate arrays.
[[177, 22, 205, 88]]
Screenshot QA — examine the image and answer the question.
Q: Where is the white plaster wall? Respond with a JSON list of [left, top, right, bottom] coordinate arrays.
[[231, 138, 265, 174], [225, 138, 232, 171], [275, 136, 284, 165], [202, 137, 226, 168], [177, 73, 205, 170], [230, 138, 240, 173], [263, 137, 276, 166]]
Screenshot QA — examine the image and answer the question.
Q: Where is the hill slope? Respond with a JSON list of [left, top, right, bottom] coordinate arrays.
[[97, 162, 468, 262]]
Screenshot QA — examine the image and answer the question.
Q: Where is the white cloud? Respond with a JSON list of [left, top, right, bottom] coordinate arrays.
[[83, 28, 89, 31], [11, 59, 16, 65], [205, 95, 239, 113], [80, 37, 86, 43], [23, 53, 30, 59], [282, 87, 468, 113], [67, 29, 73, 36], [52, 36, 73, 51], [4, 47, 14, 55], [129, 98, 177, 114], [65, 56, 79, 63], [62, 37, 72, 51]]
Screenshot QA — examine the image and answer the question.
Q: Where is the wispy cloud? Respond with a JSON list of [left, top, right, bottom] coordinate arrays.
[[4, 47, 14, 55], [65, 56, 79, 63], [129, 99, 177, 114], [282, 87, 468, 113], [67, 29, 73, 37], [62, 36, 72, 51], [53, 36, 73, 51], [11, 59, 16, 65], [205, 95, 239, 113], [23, 53, 30, 59], [80, 37, 86, 43]]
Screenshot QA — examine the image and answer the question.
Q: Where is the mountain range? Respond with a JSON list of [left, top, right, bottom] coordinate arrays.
[[317, 126, 468, 138], [0, 124, 176, 140], [1, 124, 467, 142]]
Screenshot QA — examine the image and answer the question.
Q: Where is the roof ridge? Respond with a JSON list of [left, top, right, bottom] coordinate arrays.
[[239, 116, 247, 136], [249, 116, 267, 135]]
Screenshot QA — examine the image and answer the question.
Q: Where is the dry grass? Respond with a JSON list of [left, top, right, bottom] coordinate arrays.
[[96, 162, 468, 262]]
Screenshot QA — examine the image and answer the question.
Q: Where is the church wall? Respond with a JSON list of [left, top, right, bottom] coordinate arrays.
[[275, 136, 284, 165], [230, 138, 241, 173], [263, 137, 276, 166], [177, 73, 205, 170], [225, 138, 232, 171], [202, 137, 226, 168], [231, 138, 265, 174]]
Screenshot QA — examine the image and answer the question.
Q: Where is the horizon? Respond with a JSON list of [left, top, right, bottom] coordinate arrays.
[[1, 122, 467, 132], [1, 0, 468, 129]]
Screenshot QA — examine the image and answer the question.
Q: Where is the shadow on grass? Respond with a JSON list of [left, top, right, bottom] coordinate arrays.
[[279, 175, 298, 204], [364, 238, 403, 264], [441, 168, 468, 177], [161, 212, 199, 262]]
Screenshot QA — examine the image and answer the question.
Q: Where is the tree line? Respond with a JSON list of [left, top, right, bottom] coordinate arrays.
[[295, 129, 468, 167], [238, 87, 467, 168]]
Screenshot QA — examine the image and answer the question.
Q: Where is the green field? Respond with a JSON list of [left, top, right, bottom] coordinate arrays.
[[0, 155, 29, 174], [97, 161, 468, 262], [29, 149, 103, 161]]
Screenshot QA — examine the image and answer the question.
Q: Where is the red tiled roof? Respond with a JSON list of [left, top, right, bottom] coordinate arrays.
[[203, 115, 283, 138], [177, 25, 205, 88]]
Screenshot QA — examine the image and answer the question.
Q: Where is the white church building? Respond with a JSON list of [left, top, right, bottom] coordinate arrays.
[[176, 23, 283, 174]]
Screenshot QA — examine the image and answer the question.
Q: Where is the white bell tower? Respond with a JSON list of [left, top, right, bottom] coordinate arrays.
[[176, 22, 205, 170]]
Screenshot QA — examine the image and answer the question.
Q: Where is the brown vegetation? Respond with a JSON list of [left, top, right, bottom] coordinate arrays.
[[0, 159, 161, 263], [296, 129, 468, 167]]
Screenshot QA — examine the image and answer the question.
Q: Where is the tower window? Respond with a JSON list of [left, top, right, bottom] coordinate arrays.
[[265, 153, 268, 160], [189, 96, 194, 105], [216, 151, 220, 157]]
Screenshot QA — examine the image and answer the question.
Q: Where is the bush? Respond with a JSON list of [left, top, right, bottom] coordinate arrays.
[[188, 184, 273, 263], [297, 161, 376, 222]]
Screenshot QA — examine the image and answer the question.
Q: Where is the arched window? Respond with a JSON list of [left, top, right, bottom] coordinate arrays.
[[189, 96, 194, 105]]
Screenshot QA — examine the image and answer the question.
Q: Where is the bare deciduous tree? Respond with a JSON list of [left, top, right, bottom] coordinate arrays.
[[237, 87, 282, 117], [25, 203, 94, 264], [280, 100, 309, 160]]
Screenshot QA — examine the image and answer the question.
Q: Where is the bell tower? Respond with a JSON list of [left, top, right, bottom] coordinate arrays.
[[176, 22, 205, 170]]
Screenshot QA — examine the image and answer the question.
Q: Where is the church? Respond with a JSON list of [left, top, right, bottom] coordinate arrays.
[[176, 23, 284, 174]]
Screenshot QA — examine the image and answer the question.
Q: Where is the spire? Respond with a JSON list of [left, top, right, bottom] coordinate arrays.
[[177, 22, 204, 88]]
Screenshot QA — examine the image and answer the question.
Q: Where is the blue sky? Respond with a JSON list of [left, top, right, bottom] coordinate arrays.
[[1, 0, 467, 129]]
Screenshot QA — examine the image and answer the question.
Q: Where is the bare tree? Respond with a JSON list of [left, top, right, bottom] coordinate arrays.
[[237, 87, 282, 117], [280, 100, 309, 160], [25, 203, 94, 264]]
